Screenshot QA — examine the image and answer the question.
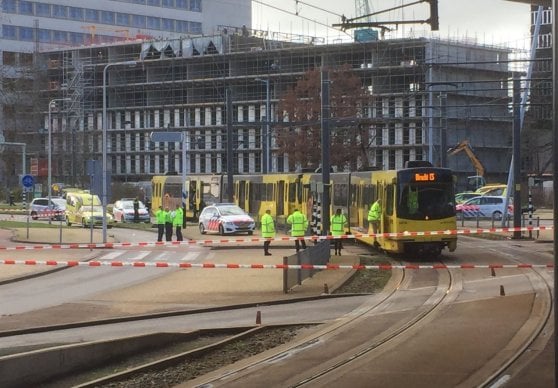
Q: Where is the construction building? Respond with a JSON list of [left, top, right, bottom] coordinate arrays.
[[31, 27, 517, 194], [0, 0, 251, 188]]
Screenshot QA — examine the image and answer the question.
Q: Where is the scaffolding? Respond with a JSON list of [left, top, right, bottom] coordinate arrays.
[[39, 27, 516, 191]]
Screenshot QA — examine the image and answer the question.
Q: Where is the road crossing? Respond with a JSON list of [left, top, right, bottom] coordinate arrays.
[[94, 248, 208, 263]]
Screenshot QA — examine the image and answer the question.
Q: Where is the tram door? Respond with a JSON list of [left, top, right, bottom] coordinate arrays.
[[237, 180, 248, 210], [277, 180, 285, 217]]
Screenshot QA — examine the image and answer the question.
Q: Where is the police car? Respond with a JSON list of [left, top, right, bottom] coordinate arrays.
[[198, 203, 255, 235], [455, 196, 513, 220]]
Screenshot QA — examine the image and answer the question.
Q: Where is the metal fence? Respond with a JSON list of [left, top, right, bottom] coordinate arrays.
[[283, 240, 331, 293]]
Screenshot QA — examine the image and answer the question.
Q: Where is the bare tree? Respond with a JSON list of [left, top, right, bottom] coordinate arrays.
[[275, 65, 373, 171]]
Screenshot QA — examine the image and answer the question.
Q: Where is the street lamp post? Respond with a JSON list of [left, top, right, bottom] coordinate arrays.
[[48, 98, 70, 222], [102, 60, 137, 242], [256, 78, 271, 173]]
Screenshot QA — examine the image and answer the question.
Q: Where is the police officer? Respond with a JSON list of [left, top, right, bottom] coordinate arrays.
[[367, 198, 381, 246], [287, 208, 308, 252], [164, 206, 173, 242], [155, 205, 165, 242], [331, 208, 348, 255], [173, 204, 184, 241], [261, 209, 275, 256], [133, 197, 140, 223]]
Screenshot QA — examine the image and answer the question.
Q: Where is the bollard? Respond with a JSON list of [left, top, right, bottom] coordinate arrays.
[[256, 310, 262, 325], [491, 267, 496, 277], [500, 285, 505, 296], [323, 283, 329, 294]]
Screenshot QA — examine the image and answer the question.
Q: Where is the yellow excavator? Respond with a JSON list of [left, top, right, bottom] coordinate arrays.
[[447, 139, 486, 191]]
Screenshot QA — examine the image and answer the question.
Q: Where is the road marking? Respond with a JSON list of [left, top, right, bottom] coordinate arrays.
[[180, 252, 201, 262], [98, 250, 126, 261]]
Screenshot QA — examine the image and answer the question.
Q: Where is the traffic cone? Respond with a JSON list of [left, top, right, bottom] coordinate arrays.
[[256, 310, 262, 325]]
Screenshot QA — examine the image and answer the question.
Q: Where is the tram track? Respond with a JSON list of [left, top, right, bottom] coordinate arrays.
[[0, 237, 553, 386], [188, 259, 457, 387]]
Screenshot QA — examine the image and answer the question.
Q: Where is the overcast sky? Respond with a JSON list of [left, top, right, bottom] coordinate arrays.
[[252, 0, 533, 49]]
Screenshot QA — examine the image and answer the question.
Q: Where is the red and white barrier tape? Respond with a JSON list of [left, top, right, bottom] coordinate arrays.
[[0, 225, 553, 251], [0, 259, 554, 270]]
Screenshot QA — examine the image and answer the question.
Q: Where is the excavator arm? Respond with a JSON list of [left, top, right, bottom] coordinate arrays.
[[447, 140, 485, 177]]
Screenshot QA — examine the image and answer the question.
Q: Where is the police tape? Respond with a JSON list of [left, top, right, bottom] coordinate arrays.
[[0, 259, 554, 270], [0, 225, 553, 251]]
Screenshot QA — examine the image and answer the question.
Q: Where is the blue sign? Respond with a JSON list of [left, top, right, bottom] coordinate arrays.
[[21, 174, 34, 188]]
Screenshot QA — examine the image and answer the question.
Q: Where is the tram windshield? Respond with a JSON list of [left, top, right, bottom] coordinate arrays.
[[397, 170, 455, 220]]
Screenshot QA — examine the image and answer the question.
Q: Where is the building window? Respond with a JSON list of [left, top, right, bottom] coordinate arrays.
[[52, 5, 67, 18], [101, 11, 115, 24], [70, 32, 84, 45], [190, 0, 201, 12], [162, 18, 175, 31], [69, 7, 83, 21], [131, 15, 146, 28], [85, 9, 99, 22], [2, 0, 16, 13], [388, 124, 395, 144], [38, 29, 51, 43], [19, 27, 34, 41], [147, 16, 161, 29], [190, 21, 202, 34], [176, 20, 188, 33], [53, 30, 67, 43], [2, 51, 16, 65], [176, 0, 187, 9], [19, 1, 33, 15], [116, 13, 130, 26], [388, 150, 396, 169], [147, 0, 161, 5], [2, 25, 17, 39], [162, 0, 174, 7], [36, 3, 50, 16]]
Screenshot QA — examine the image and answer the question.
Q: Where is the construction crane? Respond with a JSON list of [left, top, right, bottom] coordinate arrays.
[[447, 139, 486, 191]]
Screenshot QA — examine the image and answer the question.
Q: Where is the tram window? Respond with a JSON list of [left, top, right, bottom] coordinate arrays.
[[398, 184, 454, 220], [333, 183, 348, 207], [386, 185, 394, 215], [289, 183, 296, 202]]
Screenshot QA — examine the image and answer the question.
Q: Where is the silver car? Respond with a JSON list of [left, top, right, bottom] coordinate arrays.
[[112, 199, 151, 223], [198, 203, 255, 235]]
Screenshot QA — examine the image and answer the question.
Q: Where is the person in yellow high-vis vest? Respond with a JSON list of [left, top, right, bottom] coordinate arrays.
[[164, 207, 173, 242], [260, 209, 275, 256], [155, 206, 166, 242], [331, 208, 348, 256], [173, 204, 184, 241], [287, 208, 308, 252]]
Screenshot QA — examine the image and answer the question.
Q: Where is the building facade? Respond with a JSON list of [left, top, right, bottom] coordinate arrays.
[[36, 32, 515, 193], [0, 0, 251, 187]]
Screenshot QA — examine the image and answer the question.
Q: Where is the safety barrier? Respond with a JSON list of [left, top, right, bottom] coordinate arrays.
[[0, 259, 553, 270], [0, 225, 553, 251]]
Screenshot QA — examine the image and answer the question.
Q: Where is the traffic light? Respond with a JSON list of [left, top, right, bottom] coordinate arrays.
[[428, 0, 439, 31]]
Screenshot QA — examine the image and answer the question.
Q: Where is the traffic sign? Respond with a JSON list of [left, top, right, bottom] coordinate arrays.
[[21, 174, 34, 188]]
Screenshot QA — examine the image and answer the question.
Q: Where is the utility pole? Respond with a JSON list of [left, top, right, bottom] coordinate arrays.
[[321, 69, 331, 236]]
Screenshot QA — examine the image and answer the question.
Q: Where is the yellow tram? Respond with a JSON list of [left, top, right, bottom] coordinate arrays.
[[150, 162, 457, 256]]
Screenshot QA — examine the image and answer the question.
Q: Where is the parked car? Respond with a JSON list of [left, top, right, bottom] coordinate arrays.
[[29, 197, 66, 220], [198, 203, 255, 235], [455, 196, 513, 220], [112, 199, 151, 223], [65, 192, 113, 228]]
